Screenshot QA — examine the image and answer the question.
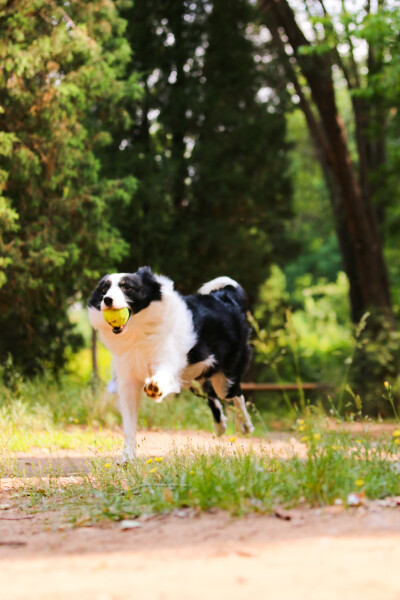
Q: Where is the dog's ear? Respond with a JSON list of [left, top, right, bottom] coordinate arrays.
[[136, 266, 153, 280], [129, 267, 161, 309], [88, 275, 110, 309]]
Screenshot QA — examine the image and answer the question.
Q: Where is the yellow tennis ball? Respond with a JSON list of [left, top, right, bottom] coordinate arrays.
[[103, 307, 130, 328]]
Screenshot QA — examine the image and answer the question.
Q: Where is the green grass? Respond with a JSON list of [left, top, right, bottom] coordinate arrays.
[[2, 371, 400, 528], [8, 422, 400, 527], [0, 370, 282, 451]]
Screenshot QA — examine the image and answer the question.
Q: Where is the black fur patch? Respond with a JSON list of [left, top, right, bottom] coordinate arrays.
[[184, 284, 252, 400], [121, 267, 162, 314], [88, 276, 111, 309]]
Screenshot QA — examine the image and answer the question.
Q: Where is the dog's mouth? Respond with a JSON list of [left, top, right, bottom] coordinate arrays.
[[111, 309, 132, 335]]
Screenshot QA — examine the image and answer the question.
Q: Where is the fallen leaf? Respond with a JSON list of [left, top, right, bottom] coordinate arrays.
[[119, 520, 142, 530], [375, 496, 400, 508], [274, 508, 291, 521], [347, 492, 366, 507], [163, 487, 174, 503], [235, 549, 255, 557]]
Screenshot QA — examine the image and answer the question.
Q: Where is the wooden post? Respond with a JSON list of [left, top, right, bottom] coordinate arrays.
[[241, 382, 331, 392], [91, 327, 98, 389]]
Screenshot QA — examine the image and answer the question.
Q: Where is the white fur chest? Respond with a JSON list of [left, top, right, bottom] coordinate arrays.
[[88, 282, 197, 386]]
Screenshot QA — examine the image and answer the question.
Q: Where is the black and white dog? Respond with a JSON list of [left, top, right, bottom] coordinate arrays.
[[88, 267, 254, 461]]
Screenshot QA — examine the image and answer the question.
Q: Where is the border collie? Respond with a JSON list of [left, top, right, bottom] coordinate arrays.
[[88, 267, 254, 461]]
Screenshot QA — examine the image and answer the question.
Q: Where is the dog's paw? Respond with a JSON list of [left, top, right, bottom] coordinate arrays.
[[143, 377, 163, 400], [117, 448, 136, 465], [235, 416, 255, 435], [214, 414, 228, 437]]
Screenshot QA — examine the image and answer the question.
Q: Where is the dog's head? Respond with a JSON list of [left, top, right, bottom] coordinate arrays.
[[88, 266, 162, 334]]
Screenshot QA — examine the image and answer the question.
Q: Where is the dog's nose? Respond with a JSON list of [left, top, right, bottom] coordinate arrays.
[[104, 296, 113, 307]]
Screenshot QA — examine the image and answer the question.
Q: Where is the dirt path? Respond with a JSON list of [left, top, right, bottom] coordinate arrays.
[[8, 429, 305, 477], [2, 429, 400, 600]]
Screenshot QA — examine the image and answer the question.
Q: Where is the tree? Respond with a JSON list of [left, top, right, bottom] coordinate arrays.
[[360, 7, 400, 309], [103, 0, 295, 298], [258, 0, 400, 410], [0, 0, 137, 374], [188, 0, 294, 297], [259, 0, 394, 324]]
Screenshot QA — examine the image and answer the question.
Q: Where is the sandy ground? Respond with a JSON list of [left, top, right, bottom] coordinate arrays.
[[2, 429, 400, 600]]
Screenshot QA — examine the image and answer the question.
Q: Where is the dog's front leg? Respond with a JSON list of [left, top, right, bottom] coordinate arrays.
[[117, 379, 142, 462], [143, 366, 181, 402]]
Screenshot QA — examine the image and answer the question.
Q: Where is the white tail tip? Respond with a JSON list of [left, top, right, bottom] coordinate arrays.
[[198, 276, 239, 295]]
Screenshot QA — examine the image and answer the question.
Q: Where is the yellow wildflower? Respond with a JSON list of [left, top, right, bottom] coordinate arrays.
[[146, 458, 153, 464], [149, 467, 157, 474], [300, 436, 309, 443], [154, 457, 163, 463], [105, 463, 111, 469], [229, 436, 236, 443], [392, 430, 400, 438], [384, 381, 390, 391], [313, 433, 321, 440], [355, 479, 364, 487]]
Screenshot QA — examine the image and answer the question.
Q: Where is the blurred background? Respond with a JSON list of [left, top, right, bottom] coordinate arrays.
[[1, 0, 400, 426]]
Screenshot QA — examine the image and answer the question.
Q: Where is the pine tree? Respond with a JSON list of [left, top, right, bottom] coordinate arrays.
[[188, 0, 294, 297], [105, 0, 294, 297], [0, 0, 137, 373]]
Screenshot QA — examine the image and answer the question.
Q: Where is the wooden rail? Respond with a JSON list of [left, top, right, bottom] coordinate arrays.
[[241, 382, 331, 392]]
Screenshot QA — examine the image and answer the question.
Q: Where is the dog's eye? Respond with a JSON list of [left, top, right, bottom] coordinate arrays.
[[122, 284, 131, 291], [100, 285, 109, 295]]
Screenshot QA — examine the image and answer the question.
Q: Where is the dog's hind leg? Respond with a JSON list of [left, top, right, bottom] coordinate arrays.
[[202, 381, 227, 436], [227, 383, 254, 435]]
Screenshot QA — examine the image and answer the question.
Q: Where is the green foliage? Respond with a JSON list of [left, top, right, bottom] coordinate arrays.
[[251, 268, 352, 388], [0, 371, 119, 430], [284, 109, 342, 290], [0, 0, 139, 373], [251, 266, 400, 416], [351, 313, 400, 416], [357, 8, 400, 312]]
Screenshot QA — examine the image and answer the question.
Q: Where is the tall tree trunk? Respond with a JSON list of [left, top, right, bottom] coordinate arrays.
[[260, 0, 393, 322], [267, 20, 365, 322]]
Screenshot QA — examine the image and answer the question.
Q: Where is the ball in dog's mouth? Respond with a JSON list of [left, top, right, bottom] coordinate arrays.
[[103, 307, 131, 333], [111, 318, 130, 334]]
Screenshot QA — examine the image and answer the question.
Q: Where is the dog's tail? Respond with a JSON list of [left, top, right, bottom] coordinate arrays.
[[198, 276, 248, 312]]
